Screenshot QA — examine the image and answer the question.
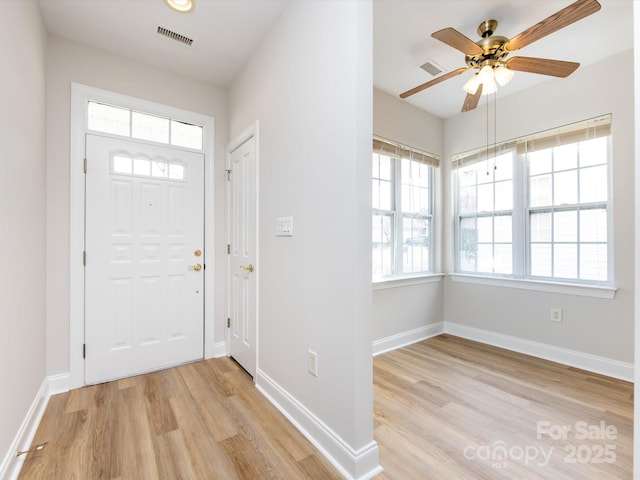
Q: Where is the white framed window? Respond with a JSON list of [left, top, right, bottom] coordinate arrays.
[[525, 130, 609, 282], [87, 101, 203, 150], [453, 115, 612, 286], [372, 137, 438, 280], [457, 149, 514, 275]]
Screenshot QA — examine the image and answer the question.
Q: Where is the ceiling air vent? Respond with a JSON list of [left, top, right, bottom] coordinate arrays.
[[420, 61, 442, 76], [157, 26, 194, 46]]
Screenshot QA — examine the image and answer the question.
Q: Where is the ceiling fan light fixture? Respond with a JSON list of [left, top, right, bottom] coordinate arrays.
[[477, 65, 494, 85], [463, 74, 480, 95], [481, 77, 497, 95], [403, 0, 601, 112], [494, 65, 515, 86]]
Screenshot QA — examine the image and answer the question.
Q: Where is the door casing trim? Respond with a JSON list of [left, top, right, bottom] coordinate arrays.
[[69, 83, 216, 389]]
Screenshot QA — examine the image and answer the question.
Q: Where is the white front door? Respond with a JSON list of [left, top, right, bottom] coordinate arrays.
[[228, 136, 257, 377], [85, 134, 205, 384]]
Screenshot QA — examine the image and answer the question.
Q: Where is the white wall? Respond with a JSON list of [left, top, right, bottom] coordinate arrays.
[[633, 1, 640, 473], [373, 280, 443, 342], [372, 88, 444, 345], [443, 49, 634, 365], [45, 36, 228, 376], [0, 0, 47, 470], [229, 1, 379, 478], [373, 87, 443, 157]]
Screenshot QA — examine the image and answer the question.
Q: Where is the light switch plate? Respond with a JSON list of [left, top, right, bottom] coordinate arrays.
[[308, 350, 318, 377], [276, 216, 293, 236]]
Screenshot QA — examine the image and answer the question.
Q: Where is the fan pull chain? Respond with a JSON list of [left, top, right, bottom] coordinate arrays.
[[494, 92, 497, 171], [486, 92, 490, 176]]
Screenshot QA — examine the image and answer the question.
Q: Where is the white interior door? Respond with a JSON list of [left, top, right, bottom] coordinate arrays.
[[228, 136, 257, 377], [85, 134, 205, 384]]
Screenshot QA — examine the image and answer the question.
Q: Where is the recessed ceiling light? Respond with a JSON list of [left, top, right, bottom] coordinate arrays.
[[164, 0, 195, 13]]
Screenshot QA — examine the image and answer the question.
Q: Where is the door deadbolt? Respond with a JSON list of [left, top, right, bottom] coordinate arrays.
[[194, 249, 202, 257]]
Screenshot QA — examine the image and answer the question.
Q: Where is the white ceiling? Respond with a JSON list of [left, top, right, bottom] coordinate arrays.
[[38, 0, 290, 87], [39, 1, 633, 119], [374, 0, 633, 118]]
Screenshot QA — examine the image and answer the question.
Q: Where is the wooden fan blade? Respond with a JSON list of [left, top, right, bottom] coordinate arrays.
[[506, 57, 579, 78], [400, 68, 468, 99], [432, 28, 484, 56], [505, 0, 601, 52], [461, 84, 483, 112]]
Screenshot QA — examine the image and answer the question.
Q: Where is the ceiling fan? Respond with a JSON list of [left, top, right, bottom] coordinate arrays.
[[400, 0, 602, 112]]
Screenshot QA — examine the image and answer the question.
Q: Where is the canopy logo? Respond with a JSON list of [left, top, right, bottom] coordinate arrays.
[[463, 441, 553, 468], [463, 420, 619, 469]]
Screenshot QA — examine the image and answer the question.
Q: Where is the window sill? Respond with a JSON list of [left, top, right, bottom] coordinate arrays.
[[448, 274, 616, 299], [373, 273, 444, 291]]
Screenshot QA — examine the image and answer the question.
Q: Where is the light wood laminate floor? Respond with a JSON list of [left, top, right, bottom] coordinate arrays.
[[18, 334, 633, 479], [18, 358, 342, 479], [374, 335, 633, 480]]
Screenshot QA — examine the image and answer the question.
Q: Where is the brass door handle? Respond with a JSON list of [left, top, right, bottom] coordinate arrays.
[[240, 264, 254, 273], [189, 264, 202, 271]]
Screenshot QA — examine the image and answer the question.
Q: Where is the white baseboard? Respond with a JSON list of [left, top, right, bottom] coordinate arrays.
[[372, 322, 444, 356], [0, 372, 71, 480], [444, 322, 634, 382], [210, 341, 227, 358], [0, 378, 50, 480], [205, 340, 227, 360], [256, 369, 383, 480], [47, 372, 70, 396]]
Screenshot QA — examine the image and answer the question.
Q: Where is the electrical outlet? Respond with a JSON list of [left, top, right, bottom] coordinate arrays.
[[308, 350, 318, 377], [550, 308, 563, 323]]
